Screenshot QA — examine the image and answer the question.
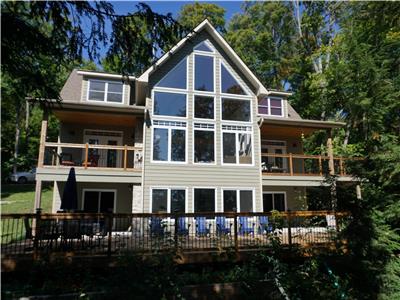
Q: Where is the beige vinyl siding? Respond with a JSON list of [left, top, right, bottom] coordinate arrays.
[[143, 30, 263, 213], [60, 70, 83, 102]]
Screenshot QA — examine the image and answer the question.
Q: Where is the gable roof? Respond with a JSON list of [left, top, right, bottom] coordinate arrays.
[[138, 19, 282, 97]]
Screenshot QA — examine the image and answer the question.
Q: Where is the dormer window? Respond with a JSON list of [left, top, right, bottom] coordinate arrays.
[[87, 79, 123, 103], [258, 97, 283, 117]]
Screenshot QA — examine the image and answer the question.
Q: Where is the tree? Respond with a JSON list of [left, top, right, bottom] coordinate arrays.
[[225, 2, 297, 90], [177, 2, 226, 33]]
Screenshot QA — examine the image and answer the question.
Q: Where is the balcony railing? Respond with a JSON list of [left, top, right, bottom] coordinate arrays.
[[42, 142, 143, 171], [1, 211, 350, 257], [261, 153, 361, 176]]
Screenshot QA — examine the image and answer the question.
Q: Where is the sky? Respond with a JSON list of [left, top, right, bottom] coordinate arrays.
[[86, 1, 245, 61]]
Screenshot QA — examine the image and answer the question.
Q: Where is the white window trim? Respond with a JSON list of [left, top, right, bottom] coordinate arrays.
[[81, 189, 117, 213], [262, 191, 287, 212], [221, 97, 253, 124], [221, 188, 255, 213], [193, 39, 215, 54], [258, 97, 284, 118], [151, 121, 188, 164], [154, 56, 189, 92], [193, 94, 216, 121], [151, 90, 188, 119], [192, 187, 218, 213], [220, 60, 251, 97], [221, 126, 254, 166], [193, 123, 216, 165], [149, 187, 188, 213], [86, 79, 125, 105], [193, 53, 216, 94]]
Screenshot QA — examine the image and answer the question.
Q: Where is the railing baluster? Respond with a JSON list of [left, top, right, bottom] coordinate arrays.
[[289, 153, 293, 176], [123, 145, 128, 170], [319, 155, 323, 176], [234, 213, 238, 254], [84, 143, 89, 169]]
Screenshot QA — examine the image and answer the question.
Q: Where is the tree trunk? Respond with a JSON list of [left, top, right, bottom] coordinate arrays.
[[25, 100, 30, 148], [13, 106, 21, 174]]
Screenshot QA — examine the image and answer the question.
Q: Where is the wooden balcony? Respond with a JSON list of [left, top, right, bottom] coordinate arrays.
[[41, 142, 143, 171], [262, 153, 361, 176], [1, 211, 350, 260]]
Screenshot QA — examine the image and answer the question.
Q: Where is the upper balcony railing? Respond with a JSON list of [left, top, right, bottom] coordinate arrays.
[[261, 153, 361, 176], [42, 142, 143, 171]]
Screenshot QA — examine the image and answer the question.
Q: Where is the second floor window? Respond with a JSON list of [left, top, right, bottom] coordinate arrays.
[[87, 80, 123, 103], [222, 98, 251, 122], [152, 120, 186, 163], [222, 125, 252, 165], [153, 91, 187, 117], [258, 97, 283, 117], [194, 123, 215, 164]]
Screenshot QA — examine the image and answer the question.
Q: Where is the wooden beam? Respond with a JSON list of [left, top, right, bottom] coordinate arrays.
[[327, 130, 335, 176]]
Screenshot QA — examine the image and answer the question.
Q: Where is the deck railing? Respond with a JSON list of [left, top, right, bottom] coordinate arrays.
[[42, 142, 143, 170], [1, 211, 350, 258], [261, 153, 361, 176]]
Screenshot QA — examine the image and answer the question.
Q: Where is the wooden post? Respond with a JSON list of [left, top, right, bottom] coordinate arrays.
[[37, 110, 48, 168], [339, 158, 344, 176], [84, 143, 89, 169], [107, 213, 113, 257], [33, 208, 42, 260], [174, 214, 179, 253], [34, 180, 43, 212], [318, 155, 323, 176], [289, 153, 293, 176], [327, 130, 335, 176], [356, 185, 362, 200], [123, 145, 128, 170], [287, 212, 292, 248], [234, 213, 238, 255]]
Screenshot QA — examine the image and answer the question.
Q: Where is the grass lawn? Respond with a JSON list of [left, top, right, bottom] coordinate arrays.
[[1, 184, 53, 214]]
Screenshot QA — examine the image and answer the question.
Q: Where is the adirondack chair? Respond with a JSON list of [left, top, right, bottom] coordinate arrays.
[[216, 216, 232, 235], [177, 217, 190, 235], [258, 216, 273, 234], [196, 217, 210, 236], [239, 216, 255, 235], [150, 217, 164, 237]]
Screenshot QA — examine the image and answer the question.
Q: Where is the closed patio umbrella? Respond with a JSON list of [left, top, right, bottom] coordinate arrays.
[[60, 167, 78, 211]]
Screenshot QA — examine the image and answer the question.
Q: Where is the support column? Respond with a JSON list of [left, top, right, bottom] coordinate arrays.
[[34, 109, 48, 211], [327, 129, 335, 176], [356, 184, 362, 200]]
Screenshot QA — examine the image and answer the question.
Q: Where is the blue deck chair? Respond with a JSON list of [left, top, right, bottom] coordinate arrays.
[[150, 217, 164, 236], [216, 216, 231, 235], [239, 216, 255, 235], [196, 217, 210, 236], [177, 217, 190, 235], [258, 216, 273, 234]]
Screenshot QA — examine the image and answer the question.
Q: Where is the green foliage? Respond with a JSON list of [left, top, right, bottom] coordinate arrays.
[[177, 2, 226, 33]]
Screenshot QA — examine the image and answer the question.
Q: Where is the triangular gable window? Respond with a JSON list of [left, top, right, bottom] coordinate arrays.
[[194, 41, 214, 53], [221, 62, 247, 95], [155, 57, 187, 89]]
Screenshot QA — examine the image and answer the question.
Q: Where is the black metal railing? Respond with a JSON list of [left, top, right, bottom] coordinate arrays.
[[1, 211, 350, 258]]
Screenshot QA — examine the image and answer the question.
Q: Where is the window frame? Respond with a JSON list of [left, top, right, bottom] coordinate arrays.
[[193, 40, 215, 54], [262, 192, 287, 212], [152, 90, 188, 119], [193, 123, 216, 165], [258, 97, 284, 117], [193, 53, 216, 94], [221, 188, 255, 213], [193, 94, 216, 121], [192, 187, 218, 213], [221, 125, 254, 166], [151, 120, 188, 164], [87, 79, 125, 104], [81, 189, 117, 213], [149, 187, 188, 213], [154, 56, 189, 92], [221, 97, 253, 124], [220, 61, 249, 96]]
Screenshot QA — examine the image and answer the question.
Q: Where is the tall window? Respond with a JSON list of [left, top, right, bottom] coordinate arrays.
[[151, 188, 186, 213], [221, 62, 246, 95], [263, 193, 286, 212], [194, 55, 214, 92], [155, 57, 187, 90], [258, 97, 283, 117], [152, 121, 186, 163], [223, 189, 254, 212], [87, 80, 123, 103], [194, 123, 215, 164], [153, 91, 187, 117], [222, 125, 252, 165], [194, 188, 215, 213], [222, 98, 251, 122]]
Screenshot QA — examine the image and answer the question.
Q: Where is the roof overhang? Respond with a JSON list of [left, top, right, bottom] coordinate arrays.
[[260, 117, 345, 138], [77, 70, 136, 81]]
